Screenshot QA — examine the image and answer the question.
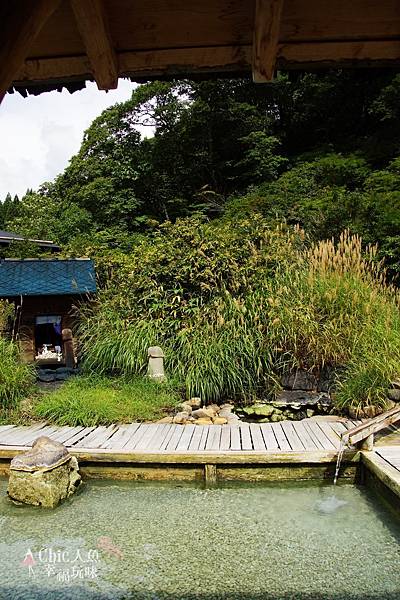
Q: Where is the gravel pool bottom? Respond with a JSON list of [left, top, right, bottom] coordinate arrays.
[[0, 479, 399, 600]]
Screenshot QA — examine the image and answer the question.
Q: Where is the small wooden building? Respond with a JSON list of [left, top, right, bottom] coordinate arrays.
[[0, 258, 96, 364]]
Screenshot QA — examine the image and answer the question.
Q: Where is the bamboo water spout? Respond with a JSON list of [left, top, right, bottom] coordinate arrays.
[[341, 406, 400, 450]]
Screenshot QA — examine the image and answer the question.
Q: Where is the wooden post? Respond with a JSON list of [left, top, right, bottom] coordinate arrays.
[[70, 0, 118, 90], [204, 464, 217, 486], [252, 0, 284, 82], [62, 328, 75, 369], [360, 433, 374, 451]]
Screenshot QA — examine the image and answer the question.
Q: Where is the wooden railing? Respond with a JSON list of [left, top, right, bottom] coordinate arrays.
[[341, 405, 400, 450]]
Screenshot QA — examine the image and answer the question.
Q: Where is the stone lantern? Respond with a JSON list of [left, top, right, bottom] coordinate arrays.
[[147, 346, 166, 382]]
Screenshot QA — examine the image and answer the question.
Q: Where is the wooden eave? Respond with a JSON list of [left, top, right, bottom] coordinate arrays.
[[1, 0, 400, 101]]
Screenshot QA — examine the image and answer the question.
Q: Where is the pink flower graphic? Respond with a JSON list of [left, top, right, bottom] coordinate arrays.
[[22, 549, 36, 567]]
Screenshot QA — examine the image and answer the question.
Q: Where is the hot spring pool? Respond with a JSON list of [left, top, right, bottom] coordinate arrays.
[[0, 479, 398, 599]]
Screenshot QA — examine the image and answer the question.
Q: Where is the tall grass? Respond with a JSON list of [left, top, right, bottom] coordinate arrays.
[[0, 300, 14, 336], [168, 294, 271, 401], [81, 320, 157, 376], [80, 301, 271, 402], [268, 231, 400, 409], [0, 339, 35, 408]]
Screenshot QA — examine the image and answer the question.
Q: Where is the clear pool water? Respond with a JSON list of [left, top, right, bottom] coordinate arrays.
[[0, 479, 399, 599]]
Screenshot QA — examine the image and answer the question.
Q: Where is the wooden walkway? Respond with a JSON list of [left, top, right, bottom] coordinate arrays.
[[375, 446, 400, 474], [0, 420, 399, 492], [0, 420, 362, 455], [362, 444, 400, 501]]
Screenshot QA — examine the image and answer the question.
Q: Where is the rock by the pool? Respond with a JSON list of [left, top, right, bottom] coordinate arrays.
[[7, 436, 81, 508]]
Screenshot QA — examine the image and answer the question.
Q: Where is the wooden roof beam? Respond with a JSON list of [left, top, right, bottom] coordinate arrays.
[[70, 0, 118, 90], [0, 0, 62, 103], [14, 40, 400, 92], [252, 0, 284, 82]]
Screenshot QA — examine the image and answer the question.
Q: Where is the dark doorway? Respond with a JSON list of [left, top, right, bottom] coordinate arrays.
[[34, 315, 62, 355]]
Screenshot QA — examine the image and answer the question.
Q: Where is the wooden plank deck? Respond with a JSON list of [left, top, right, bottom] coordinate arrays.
[[0, 421, 398, 492], [0, 419, 397, 464], [0, 420, 363, 461], [375, 446, 400, 474], [362, 444, 400, 501], [0, 420, 398, 488]]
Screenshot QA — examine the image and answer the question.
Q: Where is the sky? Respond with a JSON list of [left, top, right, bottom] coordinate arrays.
[[0, 79, 141, 201]]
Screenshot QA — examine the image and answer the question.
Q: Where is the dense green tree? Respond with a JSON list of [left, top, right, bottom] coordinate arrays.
[[4, 187, 92, 245], [51, 78, 288, 228]]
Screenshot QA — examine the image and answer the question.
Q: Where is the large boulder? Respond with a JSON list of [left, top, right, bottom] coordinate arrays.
[[7, 437, 81, 508], [281, 366, 341, 394]]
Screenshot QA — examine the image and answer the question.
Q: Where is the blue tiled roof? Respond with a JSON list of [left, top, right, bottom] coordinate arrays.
[[0, 259, 97, 296]]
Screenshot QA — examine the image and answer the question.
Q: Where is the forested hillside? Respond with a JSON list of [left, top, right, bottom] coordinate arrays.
[[2, 70, 400, 412], [2, 70, 400, 272]]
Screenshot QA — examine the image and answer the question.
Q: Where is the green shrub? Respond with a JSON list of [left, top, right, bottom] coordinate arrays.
[[78, 216, 303, 401], [78, 216, 400, 411], [0, 299, 14, 334], [0, 339, 35, 408], [34, 375, 181, 426]]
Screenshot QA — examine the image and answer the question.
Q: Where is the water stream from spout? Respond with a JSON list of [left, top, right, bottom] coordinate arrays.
[[315, 439, 349, 514], [333, 440, 346, 485]]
